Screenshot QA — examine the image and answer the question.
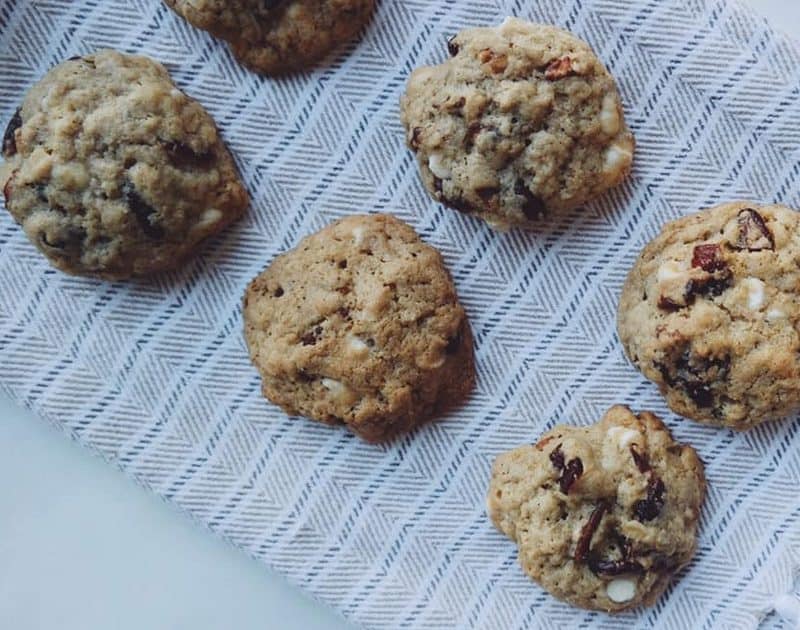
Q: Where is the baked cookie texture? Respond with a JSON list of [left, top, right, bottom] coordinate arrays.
[[243, 214, 475, 442], [487, 405, 705, 612], [163, 0, 375, 75], [0, 50, 248, 280], [400, 17, 634, 230], [618, 201, 800, 430]]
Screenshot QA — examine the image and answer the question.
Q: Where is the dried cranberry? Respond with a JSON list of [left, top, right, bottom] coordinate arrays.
[[691, 243, 726, 272], [735, 208, 774, 251], [123, 182, 164, 239], [447, 36, 460, 57], [515, 180, 546, 220], [630, 445, 650, 473], [448, 196, 478, 215], [164, 141, 215, 169], [2, 108, 21, 158], [301, 325, 323, 346], [684, 245, 733, 300], [575, 501, 608, 563], [633, 476, 666, 522], [549, 445, 566, 471], [657, 295, 682, 312], [445, 326, 463, 355], [559, 458, 584, 494], [410, 127, 423, 150], [548, 445, 583, 493], [588, 557, 645, 576], [685, 273, 732, 299], [297, 370, 314, 383], [3, 168, 17, 201], [475, 186, 499, 202], [685, 382, 714, 408], [464, 121, 481, 150], [657, 351, 728, 412]]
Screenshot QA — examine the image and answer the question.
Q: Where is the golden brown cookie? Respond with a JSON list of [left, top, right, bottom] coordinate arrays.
[[243, 214, 475, 442], [488, 406, 705, 612], [618, 201, 800, 429], [163, 0, 375, 75], [0, 50, 248, 279], [400, 17, 634, 230]]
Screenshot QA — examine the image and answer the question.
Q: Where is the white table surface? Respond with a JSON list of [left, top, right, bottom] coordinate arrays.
[[1, 1, 797, 629]]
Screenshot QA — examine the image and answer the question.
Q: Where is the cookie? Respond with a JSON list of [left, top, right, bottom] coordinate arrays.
[[618, 201, 800, 430], [243, 213, 475, 442], [0, 50, 248, 279], [487, 405, 705, 612], [399, 17, 634, 230], [163, 0, 375, 75]]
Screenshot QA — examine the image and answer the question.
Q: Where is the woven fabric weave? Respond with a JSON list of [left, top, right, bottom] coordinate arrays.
[[1, 1, 798, 627]]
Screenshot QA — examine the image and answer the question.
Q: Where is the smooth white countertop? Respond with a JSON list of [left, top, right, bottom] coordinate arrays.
[[0, 1, 796, 629]]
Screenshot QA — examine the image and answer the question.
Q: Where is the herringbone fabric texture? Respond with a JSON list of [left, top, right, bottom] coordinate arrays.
[[1, 0, 798, 628]]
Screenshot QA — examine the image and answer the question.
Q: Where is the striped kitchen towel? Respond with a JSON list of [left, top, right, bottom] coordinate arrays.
[[0, 0, 798, 627]]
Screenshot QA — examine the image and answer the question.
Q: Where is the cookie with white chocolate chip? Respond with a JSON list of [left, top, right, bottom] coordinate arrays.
[[618, 201, 800, 429], [487, 405, 705, 612], [163, 0, 375, 75], [0, 50, 248, 279], [243, 214, 475, 443], [399, 17, 634, 230]]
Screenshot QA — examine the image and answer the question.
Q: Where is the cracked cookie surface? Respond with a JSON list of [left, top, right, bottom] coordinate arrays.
[[487, 405, 705, 612], [163, 0, 374, 75], [618, 201, 800, 429], [0, 50, 248, 279], [243, 214, 475, 443], [400, 17, 634, 230]]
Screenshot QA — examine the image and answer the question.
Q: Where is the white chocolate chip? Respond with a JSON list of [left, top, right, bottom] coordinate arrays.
[[428, 152, 452, 179], [320, 377, 356, 404], [607, 426, 641, 450], [603, 142, 633, 174], [321, 378, 345, 394], [657, 260, 686, 283], [321, 378, 350, 398], [606, 578, 637, 603], [347, 336, 370, 356], [193, 208, 223, 232], [189, 209, 225, 236], [767, 307, 787, 321], [425, 354, 446, 369], [743, 277, 765, 311], [352, 225, 365, 246], [600, 92, 621, 135]]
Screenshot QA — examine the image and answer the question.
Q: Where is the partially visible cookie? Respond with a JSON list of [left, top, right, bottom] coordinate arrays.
[[243, 214, 475, 442], [0, 50, 248, 279], [487, 405, 705, 612], [618, 201, 800, 430], [163, 0, 375, 75], [400, 17, 634, 230]]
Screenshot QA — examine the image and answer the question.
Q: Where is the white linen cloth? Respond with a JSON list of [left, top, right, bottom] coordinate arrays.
[[0, 0, 798, 627]]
